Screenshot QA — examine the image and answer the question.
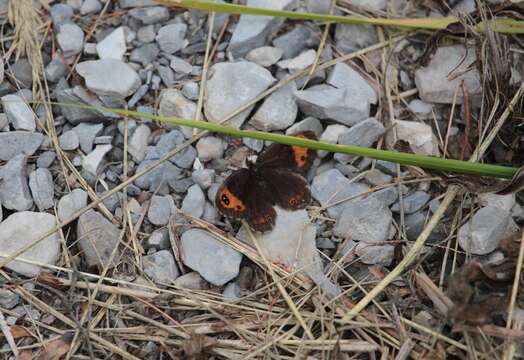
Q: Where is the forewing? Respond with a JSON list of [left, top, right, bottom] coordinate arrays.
[[256, 131, 317, 174], [259, 168, 312, 211], [215, 169, 277, 232]]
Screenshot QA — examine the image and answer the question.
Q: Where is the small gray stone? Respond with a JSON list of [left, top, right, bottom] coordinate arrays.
[[0, 212, 60, 277], [243, 137, 264, 152], [120, 0, 157, 7], [181, 229, 242, 286], [55, 86, 109, 124], [305, 0, 332, 13], [334, 118, 385, 163], [391, 191, 430, 214], [385, 120, 440, 156], [415, 45, 481, 104], [171, 145, 197, 169], [158, 89, 198, 125], [408, 99, 434, 119], [182, 81, 200, 100], [273, 24, 319, 59], [246, 46, 283, 67], [192, 169, 215, 189], [134, 160, 183, 192], [202, 201, 220, 224], [207, 183, 220, 202], [0, 289, 19, 309], [130, 43, 160, 66], [2, 94, 36, 131], [156, 23, 187, 54], [95, 136, 115, 145], [80, 0, 102, 15], [11, 59, 33, 88], [181, 184, 205, 218], [173, 271, 206, 289], [45, 57, 68, 82], [137, 25, 156, 43], [143, 250, 179, 284], [77, 210, 121, 268], [37, 151, 56, 168], [363, 169, 392, 186], [129, 6, 169, 24], [204, 62, 275, 128], [285, 116, 323, 137], [73, 123, 104, 153], [278, 49, 316, 72], [311, 168, 369, 219], [57, 188, 88, 221], [327, 62, 377, 105], [335, 24, 377, 54], [83, 144, 112, 176], [170, 56, 192, 74], [76, 59, 141, 98], [228, 0, 294, 57], [458, 206, 519, 255], [148, 195, 174, 226], [29, 168, 54, 211], [146, 228, 170, 250], [317, 124, 348, 158], [0, 131, 43, 161], [56, 22, 85, 57], [333, 197, 392, 242], [196, 136, 225, 162], [356, 243, 394, 266], [0, 155, 33, 211], [223, 282, 241, 300], [156, 65, 176, 87], [96, 27, 126, 60], [58, 129, 79, 150], [171, 177, 194, 194], [128, 124, 150, 162], [478, 193, 516, 211], [250, 82, 297, 131], [294, 84, 369, 126], [50, 3, 73, 24]]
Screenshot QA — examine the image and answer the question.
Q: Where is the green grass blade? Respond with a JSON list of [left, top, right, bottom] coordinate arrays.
[[51, 102, 518, 179], [159, 0, 524, 34]]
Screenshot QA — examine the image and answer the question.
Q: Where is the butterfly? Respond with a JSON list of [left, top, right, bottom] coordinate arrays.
[[215, 131, 317, 232]]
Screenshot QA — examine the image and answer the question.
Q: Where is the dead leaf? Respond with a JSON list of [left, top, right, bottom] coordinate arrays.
[[182, 333, 216, 360], [35, 335, 72, 360], [9, 325, 34, 339]]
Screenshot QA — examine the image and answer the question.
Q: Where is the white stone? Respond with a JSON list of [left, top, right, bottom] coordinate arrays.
[[96, 27, 126, 60], [0, 212, 60, 277]]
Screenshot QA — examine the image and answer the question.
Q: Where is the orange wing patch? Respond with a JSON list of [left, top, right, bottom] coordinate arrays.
[[217, 187, 246, 211], [291, 145, 309, 169]]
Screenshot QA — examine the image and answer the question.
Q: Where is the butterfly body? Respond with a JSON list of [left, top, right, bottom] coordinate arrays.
[[215, 131, 317, 232]]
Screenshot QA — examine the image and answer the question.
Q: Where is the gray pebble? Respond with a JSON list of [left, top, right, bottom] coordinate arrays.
[[0, 154, 33, 211], [181, 229, 242, 286], [181, 184, 205, 218], [57, 188, 87, 221], [77, 210, 121, 268], [148, 194, 174, 226], [29, 168, 55, 211], [391, 191, 430, 214], [143, 250, 179, 284]]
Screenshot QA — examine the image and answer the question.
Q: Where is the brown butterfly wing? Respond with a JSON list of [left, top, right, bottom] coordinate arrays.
[[256, 131, 317, 174], [259, 168, 312, 211], [215, 168, 277, 232]]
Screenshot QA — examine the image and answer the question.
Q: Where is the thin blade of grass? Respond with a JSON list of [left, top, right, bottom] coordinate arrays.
[[158, 0, 524, 34], [48, 102, 518, 179]]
